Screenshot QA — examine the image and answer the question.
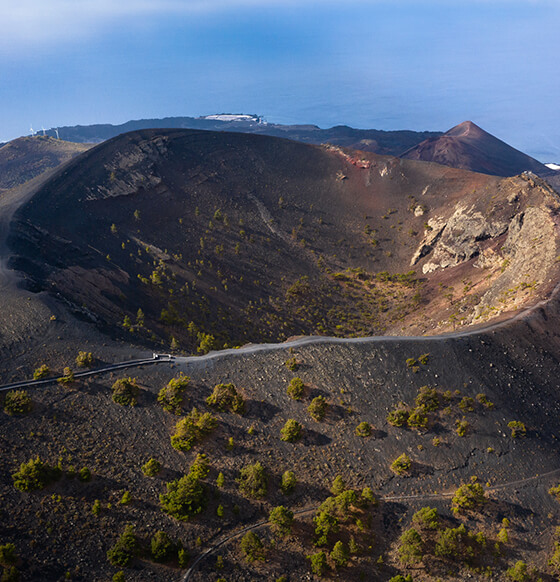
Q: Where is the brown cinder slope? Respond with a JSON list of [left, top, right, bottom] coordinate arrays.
[[401, 120, 552, 177], [8, 128, 560, 353], [0, 135, 91, 192]]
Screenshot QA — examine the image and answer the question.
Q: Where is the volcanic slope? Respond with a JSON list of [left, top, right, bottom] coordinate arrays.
[[0, 135, 91, 192], [401, 120, 554, 178], [9, 128, 560, 353]]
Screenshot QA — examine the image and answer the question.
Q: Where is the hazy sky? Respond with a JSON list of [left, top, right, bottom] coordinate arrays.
[[1, 0, 559, 160]]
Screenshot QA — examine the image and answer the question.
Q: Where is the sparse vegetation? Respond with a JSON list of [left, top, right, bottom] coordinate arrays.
[[158, 373, 189, 414], [142, 458, 162, 477], [206, 382, 245, 414], [238, 461, 267, 498], [33, 364, 49, 380], [507, 420, 527, 438], [75, 351, 94, 367], [287, 377, 305, 400], [308, 395, 327, 421], [3, 390, 32, 415], [111, 377, 139, 406], [12, 457, 61, 491], [170, 408, 217, 451], [391, 454, 412, 476], [355, 421, 372, 437], [280, 419, 303, 442], [106, 525, 139, 567]]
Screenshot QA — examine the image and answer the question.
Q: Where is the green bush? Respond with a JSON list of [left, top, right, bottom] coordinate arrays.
[[330, 475, 346, 496], [307, 551, 328, 576], [3, 390, 32, 415], [285, 357, 299, 371], [170, 408, 217, 451], [476, 393, 494, 408], [281, 470, 296, 495], [387, 404, 409, 427], [206, 383, 245, 414], [398, 528, 423, 565], [33, 365, 50, 380], [12, 457, 61, 491], [308, 395, 327, 421], [0, 543, 17, 567], [459, 396, 475, 412], [106, 525, 140, 567], [452, 478, 486, 514], [507, 420, 527, 438], [112, 573, 125, 582], [240, 531, 265, 563], [57, 367, 75, 386], [0, 567, 19, 582], [389, 576, 413, 582], [355, 421, 372, 437], [415, 386, 439, 411], [313, 508, 339, 547], [407, 408, 428, 431], [111, 377, 139, 406], [287, 377, 305, 400], [160, 474, 208, 521], [412, 506, 439, 530], [150, 531, 177, 563], [158, 373, 189, 414], [119, 491, 132, 505], [76, 351, 94, 368], [78, 467, 92, 482], [238, 461, 267, 498], [280, 419, 303, 442], [455, 418, 470, 437], [330, 541, 349, 568], [142, 458, 162, 477], [269, 506, 294, 537], [434, 524, 469, 559], [391, 454, 412, 476], [506, 561, 529, 581]]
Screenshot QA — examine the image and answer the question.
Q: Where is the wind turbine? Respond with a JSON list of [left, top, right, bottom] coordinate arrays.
[[29, 125, 35, 137], [41, 126, 46, 136], [54, 128, 60, 139]]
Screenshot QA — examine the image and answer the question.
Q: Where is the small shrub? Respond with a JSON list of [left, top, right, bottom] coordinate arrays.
[[281, 470, 296, 495], [398, 528, 423, 565], [1, 567, 19, 582], [119, 491, 132, 505], [280, 419, 303, 442], [455, 418, 470, 437], [170, 408, 217, 451], [476, 393, 494, 408], [307, 551, 328, 576], [452, 478, 486, 514], [415, 386, 439, 411], [160, 474, 208, 521], [308, 395, 327, 421], [142, 458, 161, 477], [3, 390, 32, 415], [216, 472, 225, 488], [92, 499, 101, 516], [459, 396, 475, 412], [238, 461, 267, 498], [269, 506, 294, 537], [505, 560, 529, 581], [0, 543, 17, 567], [76, 351, 94, 367], [106, 525, 140, 567], [507, 420, 526, 438], [287, 377, 305, 400], [389, 576, 413, 582], [418, 353, 430, 365], [206, 383, 245, 414], [12, 457, 60, 491], [57, 367, 75, 386], [240, 531, 265, 563], [158, 373, 189, 414], [285, 357, 299, 371], [391, 454, 412, 476], [150, 531, 177, 563], [355, 421, 372, 437], [78, 467, 92, 482], [387, 404, 409, 427], [111, 377, 139, 406], [412, 506, 439, 530], [330, 540, 349, 568], [33, 365, 50, 380], [330, 475, 346, 496], [112, 573, 125, 582], [408, 408, 429, 431]]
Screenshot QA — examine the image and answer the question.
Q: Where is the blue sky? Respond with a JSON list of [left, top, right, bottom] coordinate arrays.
[[1, 0, 559, 160]]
